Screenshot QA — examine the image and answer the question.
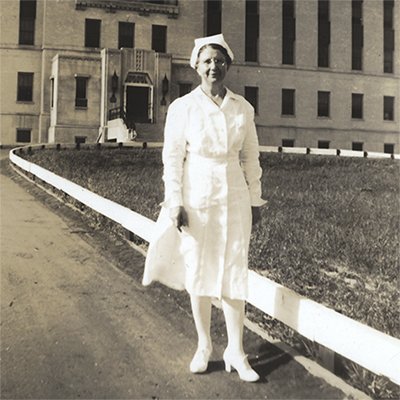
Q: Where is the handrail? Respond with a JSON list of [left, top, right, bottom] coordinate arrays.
[[108, 106, 136, 130], [8, 144, 400, 385]]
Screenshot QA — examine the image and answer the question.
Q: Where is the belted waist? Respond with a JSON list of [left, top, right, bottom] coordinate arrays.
[[186, 152, 238, 165], [182, 152, 248, 209]]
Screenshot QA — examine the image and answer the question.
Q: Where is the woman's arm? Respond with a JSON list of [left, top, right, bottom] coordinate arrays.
[[240, 103, 267, 209], [161, 99, 189, 229]]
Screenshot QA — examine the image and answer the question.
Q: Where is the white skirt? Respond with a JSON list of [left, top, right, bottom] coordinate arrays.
[[142, 187, 252, 300]]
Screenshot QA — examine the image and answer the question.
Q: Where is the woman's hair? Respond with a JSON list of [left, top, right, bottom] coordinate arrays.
[[195, 43, 232, 68]]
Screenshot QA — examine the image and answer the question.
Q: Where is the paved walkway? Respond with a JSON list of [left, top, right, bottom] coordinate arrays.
[[1, 156, 357, 399]]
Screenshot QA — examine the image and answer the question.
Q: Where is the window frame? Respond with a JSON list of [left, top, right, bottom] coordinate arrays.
[[384, 143, 394, 154], [318, 140, 330, 149], [351, 93, 363, 119], [318, 0, 330, 68], [152, 25, 167, 53], [383, 96, 394, 121], [282, 139, 295, 147], [75, 76, 89, 108], [17, 72, 34, 102], [317, 91, 330, 117], [205, 0, 222, 36], [282, 0, 296, 65], [75, 136, 87, 144], [50, 77, 54, 108], [352, 142, 363, 151], [245, 0, 259, 63], [16, 128, 32, 143], [118, 21, 135, 49], [351, 0, 363, 71], [383, 0, 394, 73], [281, 88, 295, 116], [244, 86, 259, 115], [85, 18, 101, 48], [19, 0, 36, 45]]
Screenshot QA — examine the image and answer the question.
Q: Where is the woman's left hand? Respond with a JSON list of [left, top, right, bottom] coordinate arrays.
[[252, 206, 261, 226]]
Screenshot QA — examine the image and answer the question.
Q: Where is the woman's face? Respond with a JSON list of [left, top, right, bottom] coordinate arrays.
[[196, 47, 228, 85]]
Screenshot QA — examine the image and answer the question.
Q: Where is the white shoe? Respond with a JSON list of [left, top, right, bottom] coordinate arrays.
[[223, 349, 260, 382], [190, 347, 213, 374]]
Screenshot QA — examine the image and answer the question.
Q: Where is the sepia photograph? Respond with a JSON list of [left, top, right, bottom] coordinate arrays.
[[1, 0, 399, 399]]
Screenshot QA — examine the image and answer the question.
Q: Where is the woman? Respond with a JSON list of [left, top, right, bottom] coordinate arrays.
[[143, 34, 266, 382]]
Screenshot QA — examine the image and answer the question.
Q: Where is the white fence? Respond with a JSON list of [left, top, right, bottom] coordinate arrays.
[[258, 145, 400, 159], [9, 145, 400, 385]]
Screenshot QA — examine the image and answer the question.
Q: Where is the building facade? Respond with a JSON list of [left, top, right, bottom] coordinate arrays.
[[0, 0, 399, 153]]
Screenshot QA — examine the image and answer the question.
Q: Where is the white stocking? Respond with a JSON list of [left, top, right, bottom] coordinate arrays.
[[221, 297, 245, 355], [190, 295, 212, 350]]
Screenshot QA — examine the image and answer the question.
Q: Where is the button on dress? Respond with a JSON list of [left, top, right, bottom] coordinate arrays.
[[143, 86, 266, 300]]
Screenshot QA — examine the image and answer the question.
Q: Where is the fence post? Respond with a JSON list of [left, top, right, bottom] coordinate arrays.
[[125, 229, 135, 242], [317, 343, 336, 373]]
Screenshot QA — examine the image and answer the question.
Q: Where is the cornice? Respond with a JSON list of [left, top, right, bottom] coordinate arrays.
[[75, 0, 179, 18], [53, 53, 101, 62]]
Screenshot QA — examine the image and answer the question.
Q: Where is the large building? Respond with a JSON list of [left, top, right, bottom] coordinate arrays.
[[0, 0, 399, 153]]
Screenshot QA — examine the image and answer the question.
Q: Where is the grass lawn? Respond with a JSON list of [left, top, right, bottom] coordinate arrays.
[[22, 146, 399, 342]]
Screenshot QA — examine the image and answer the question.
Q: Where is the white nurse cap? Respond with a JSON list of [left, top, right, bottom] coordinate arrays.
[[189, 33, 234, 69]]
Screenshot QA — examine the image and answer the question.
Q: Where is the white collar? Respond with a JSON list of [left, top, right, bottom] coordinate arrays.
[[194, 85, 238, 102]]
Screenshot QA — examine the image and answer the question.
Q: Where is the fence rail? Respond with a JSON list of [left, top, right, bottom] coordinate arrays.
[[8, 144, 400, 385]]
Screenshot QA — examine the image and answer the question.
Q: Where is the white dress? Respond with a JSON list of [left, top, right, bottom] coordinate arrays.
[[143, 86, 266, 300]]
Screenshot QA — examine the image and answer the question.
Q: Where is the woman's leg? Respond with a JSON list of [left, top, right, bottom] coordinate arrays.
[[189, 295, 213, 373], [221, 297, 259, 381], [221, 297, 245, 355], [190, 294, 212, 350]]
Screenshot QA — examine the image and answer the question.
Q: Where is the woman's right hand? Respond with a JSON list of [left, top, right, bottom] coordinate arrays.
[[169, 206, 189, 232]]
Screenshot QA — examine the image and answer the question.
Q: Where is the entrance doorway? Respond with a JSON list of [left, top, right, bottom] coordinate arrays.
[[126, 86, 151, 124]]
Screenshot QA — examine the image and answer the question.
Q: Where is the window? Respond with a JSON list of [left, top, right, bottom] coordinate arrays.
[[384, 50, 394, 74], [85, 19, 101, 48], [352, 93, 363, 119], [384, 143, 394, 154], [245, 86, 259, 114], [245, 0, 259, 62], [318, 91, 330, 117], [16, 129, 31, 143], [318, 0, 330, 67], [146, 0, 178, 3], [318, 140, 330, 149], [352, 142, 363, 151], [282, 0, 295, 65], [75, 136, 87, 144], [206, 0, 221, 36], [75, 76, 88, 108], [282, 139, 295, 147], [282, 88, 295, 115], [50, 78, 54, 108], [19, 0, 36, 45], [152, 25, 167, 53], [118, 22, 134, 49], [384, 96, 394, 120], [352, 0, 363, 70], [17, 72, 33, 101], [384, 0, 394, 73], [179, 83, 192, 97]]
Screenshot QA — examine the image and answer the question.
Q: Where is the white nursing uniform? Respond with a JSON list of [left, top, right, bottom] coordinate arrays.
[[143, 86, 266, 300]]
